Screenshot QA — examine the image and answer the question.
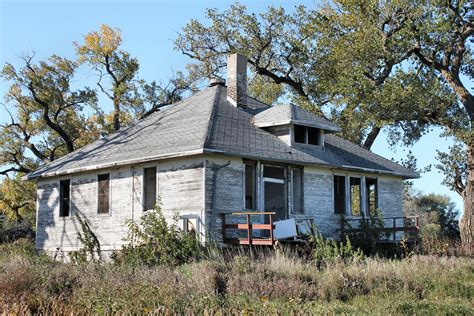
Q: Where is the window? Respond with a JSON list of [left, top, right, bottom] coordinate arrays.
[[294, 124, 321, 146], [366, 178, 378, 216], [263, 165, 285, 179], [244, 163, 256, 209], [59, 179, 70, 217], [181, 215, 201, 238], [292, 168, 303, 214], [143, 167, 157, 211], [307, 127, 321, 145], [98, 173, 110, 214], [350, 177, 361, 216], [294, 125, 306, 143], [334, 175, 346, 214]]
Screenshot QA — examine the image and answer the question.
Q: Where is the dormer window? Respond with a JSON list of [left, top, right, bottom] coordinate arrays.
[[294, 125, 322, 146]]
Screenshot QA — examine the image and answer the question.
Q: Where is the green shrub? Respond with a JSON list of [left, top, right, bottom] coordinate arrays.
[[307, 232, 364, 268], [69, 214, 102, 265], [0, 238, 36, 260], [113, 205, 205, 266], [340, 209, 387, 254], [421, 223, 442, 239]]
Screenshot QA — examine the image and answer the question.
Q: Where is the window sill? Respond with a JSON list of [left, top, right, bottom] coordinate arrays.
[[344, 215, 367, 219], [97, 212, 111, 217], [292, 142, 325, 151]]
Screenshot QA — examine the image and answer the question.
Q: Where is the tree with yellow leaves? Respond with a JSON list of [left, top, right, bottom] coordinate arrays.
[[75, 25, 141, 132]]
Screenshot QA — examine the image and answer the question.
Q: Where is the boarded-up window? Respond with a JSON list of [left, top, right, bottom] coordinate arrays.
[[59, 179, 70, 217], [350, 177, 361, 216], [366, 178, 378, 216], [98, 173, 110, 214], [334, 175, 346, 214], [292, 168, 303, 214], [144, 167, 157, 211], [244, 163, 256, 210]]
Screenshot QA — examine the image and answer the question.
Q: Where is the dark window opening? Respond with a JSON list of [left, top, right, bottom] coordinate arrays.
[[366, 178, 378, 216], [98, 173, 110, 214], [292, 168, 303, 214], [334, 175, 346, 214], [263, 165, 285, 179], [144, 167, 157, 211], [244, 164, 256, 210], [59, 179, 70, 217], [294, 124, 306, 143], [350, 177, 362, 216], [294, 124, 322, 146], [307, 127, 321, 145]]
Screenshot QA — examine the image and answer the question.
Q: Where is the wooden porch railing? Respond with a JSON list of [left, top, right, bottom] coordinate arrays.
[[343, 216, 420, 242], [221, 212, 276, 246]]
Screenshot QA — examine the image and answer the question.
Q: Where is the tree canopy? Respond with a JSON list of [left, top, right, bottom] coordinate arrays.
[[176, 0, 472, 251]]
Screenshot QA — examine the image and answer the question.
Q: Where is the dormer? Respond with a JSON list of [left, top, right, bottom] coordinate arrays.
[[253, 103, 341, 148]]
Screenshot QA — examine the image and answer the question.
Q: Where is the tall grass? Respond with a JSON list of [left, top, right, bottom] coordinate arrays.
[[0, 239, 473, 314]]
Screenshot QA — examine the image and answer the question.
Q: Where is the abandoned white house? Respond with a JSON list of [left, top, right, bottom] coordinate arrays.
[[25, 54, 418, 255]]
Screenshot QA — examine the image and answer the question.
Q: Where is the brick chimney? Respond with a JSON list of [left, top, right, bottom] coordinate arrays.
[[227, 53, 247, 108]]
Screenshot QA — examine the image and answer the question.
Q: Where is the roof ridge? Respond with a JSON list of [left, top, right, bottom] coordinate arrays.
[[202, 86, 221, 148], [289, 103, 296, 119]]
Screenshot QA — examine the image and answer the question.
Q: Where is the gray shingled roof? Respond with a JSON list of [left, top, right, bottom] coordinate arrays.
[[25, 85, 418, 180], [253, 103, 341, 132]]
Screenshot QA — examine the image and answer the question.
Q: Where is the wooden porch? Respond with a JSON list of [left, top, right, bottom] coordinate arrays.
[[342, 216, 420, 243], [221, 212, 420, 246]]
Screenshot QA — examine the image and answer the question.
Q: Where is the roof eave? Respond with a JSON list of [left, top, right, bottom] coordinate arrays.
[[23, 149, 206, 181], [202, 148, 419, 179]]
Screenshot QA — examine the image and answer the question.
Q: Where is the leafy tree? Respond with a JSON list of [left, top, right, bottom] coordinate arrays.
[[0, 54, 98, 225], [405, 190, 460, 240], [75, 24, 141, 132], [175, 3, 446, 148], [0, 174, 36, 224], [391, 0, 472, 252], [0, 55, 98, 174], [76, 24, 199, 130], [176, 1, 473, 253]]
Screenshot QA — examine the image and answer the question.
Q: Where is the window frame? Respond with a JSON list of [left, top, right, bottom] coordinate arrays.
[[333, 174, 347, 215], [349, 176, 362, 216], [333, 173, 379, 217], [291, 167, 304, 214], [97, 173, 111, 215], [243, 162, 257, 210], [307, 126, 321, 146], [143, 166, 157, 212], [180, 214, 201, 239], [59, 179, 71, 218], [365, 177, 378, 216], [293, 124, 322, 146]]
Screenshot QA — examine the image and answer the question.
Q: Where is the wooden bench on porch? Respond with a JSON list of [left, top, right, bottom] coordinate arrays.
[[221, 211, 276, 246]]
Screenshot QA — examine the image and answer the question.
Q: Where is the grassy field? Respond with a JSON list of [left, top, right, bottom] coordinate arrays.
[[0, 239, 473, 314]]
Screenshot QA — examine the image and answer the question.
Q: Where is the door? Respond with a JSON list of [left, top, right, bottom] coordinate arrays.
[[263, 165, 287, 221]]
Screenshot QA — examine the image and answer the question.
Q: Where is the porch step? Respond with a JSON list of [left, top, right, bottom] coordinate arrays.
[[224, 238, 274, 246]]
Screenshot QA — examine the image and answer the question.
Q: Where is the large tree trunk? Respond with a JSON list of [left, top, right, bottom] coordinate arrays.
[[461, 141, 474, 255], [113, 95, 120, 131]]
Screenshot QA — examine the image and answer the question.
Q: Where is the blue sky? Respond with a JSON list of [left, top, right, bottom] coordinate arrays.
[[0, 0, 467, 212]]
